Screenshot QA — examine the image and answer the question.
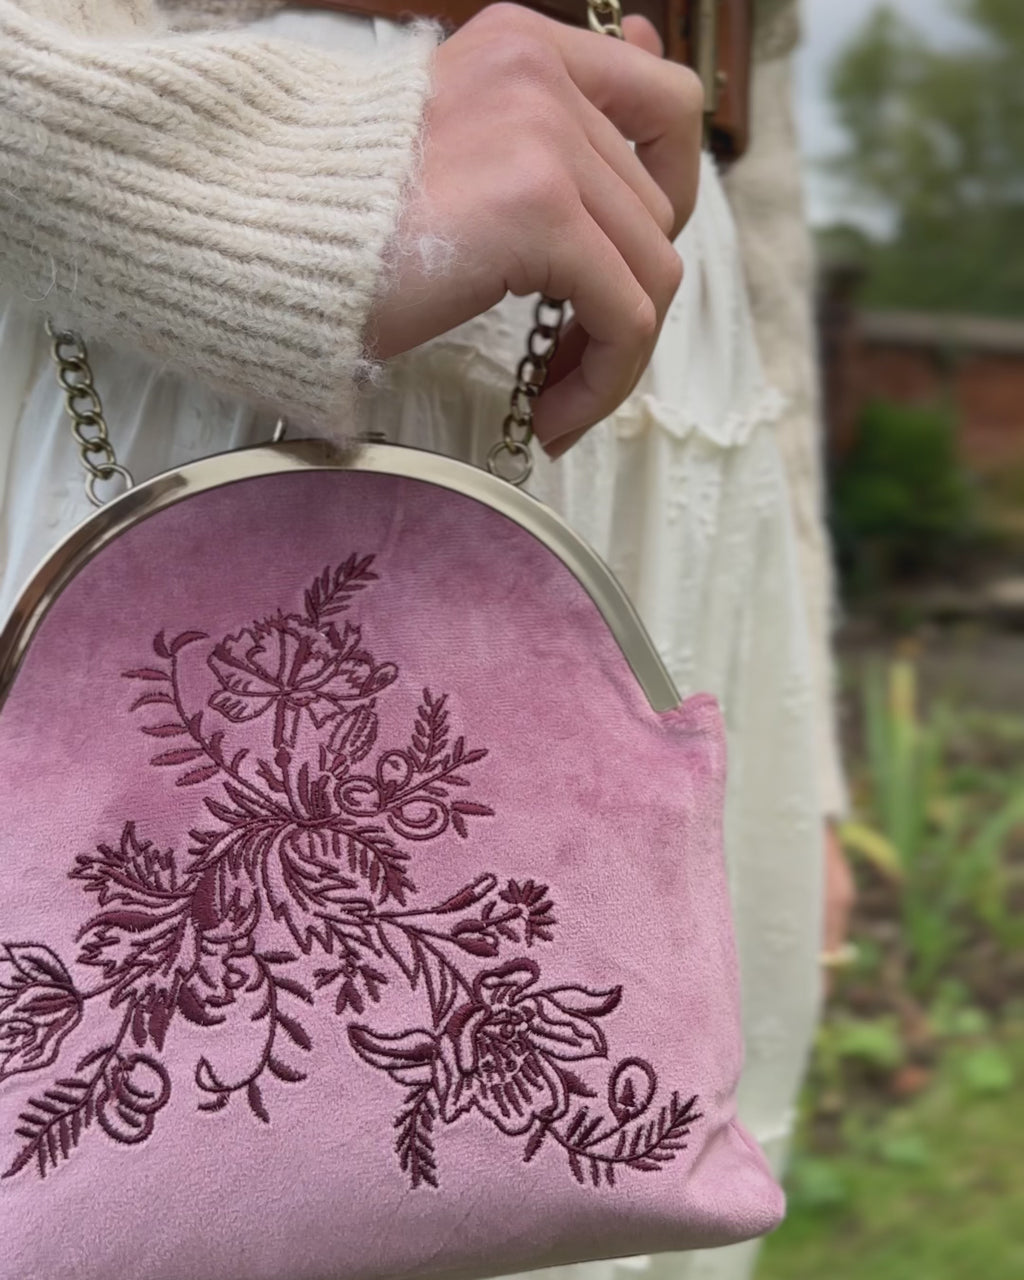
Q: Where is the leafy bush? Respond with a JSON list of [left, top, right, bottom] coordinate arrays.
[[832, 400, 979, 593]]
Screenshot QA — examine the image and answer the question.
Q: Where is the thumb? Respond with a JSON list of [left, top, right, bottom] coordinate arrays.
[[620, 13, 664, 59]]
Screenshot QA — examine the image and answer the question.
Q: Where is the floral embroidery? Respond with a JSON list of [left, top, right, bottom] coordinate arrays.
[[0, 946, 83, 1083], [1, 556, 699, 1187]]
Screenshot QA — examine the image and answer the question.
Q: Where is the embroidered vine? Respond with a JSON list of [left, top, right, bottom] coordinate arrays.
[[0, 555, 699, 1187]]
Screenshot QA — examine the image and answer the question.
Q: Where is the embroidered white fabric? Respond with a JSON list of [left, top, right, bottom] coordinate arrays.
[[0, 10, 823, 1279]]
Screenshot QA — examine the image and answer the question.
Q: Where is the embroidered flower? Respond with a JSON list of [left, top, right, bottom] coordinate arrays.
[[0, 945, 83, 1083], [208, 614, 396, 748], [436, 960, 621, 1135], [499, 880, 556, 946]]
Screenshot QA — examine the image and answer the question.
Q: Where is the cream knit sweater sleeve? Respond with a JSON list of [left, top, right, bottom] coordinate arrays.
[[0, 0, 442, 430]]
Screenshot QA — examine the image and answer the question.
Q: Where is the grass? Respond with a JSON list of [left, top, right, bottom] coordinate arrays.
[[757, 1024, 1024, 1278], [754, 654, 1024, 1279]]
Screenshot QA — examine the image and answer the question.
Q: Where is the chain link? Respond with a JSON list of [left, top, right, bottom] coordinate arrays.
[[585, 0, 624, 38], [488, 0, 624, 486], [45, 319, 134, 507]]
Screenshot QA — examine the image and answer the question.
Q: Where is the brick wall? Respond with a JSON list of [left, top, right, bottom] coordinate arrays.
[[818, 287, 1024, 475]]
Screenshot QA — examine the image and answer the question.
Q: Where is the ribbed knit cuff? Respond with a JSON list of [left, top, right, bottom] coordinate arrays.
[[0, 2, 444, 431]]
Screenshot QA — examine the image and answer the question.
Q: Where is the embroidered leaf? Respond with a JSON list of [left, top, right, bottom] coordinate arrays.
[[1, 943, 72, 988], [523, 1124, 548, 1164], [409, 690, 449, 773], [176, 765, 221, 788], [393, 1083, 438, 1189], [418, 941, 459, 1026], [150, 747, 206, 767], [71, 824, 186, 909], [433, 875, 498, 915], [336, 981, 363, 1015], [122, 668, 170, 682], [450, 801, 495, 840], [195, 1057, 228, 1094], [246, 1082, 270, 1125], [565, 1108, 591, 1143], [198, 1094, 229, 1114], [344, 827, 415, 905], [378, 924, 421, 986], [140, 723, 188, 738], [75, 1047, 112, 1074], [313, 967, 343, 989], [277, 1013, 312, 1053], [304, 555, 379, 625], [169, 631, 209, 656], [83, 908, 167, 935], [360, 966, 388, 1003], [130, 691, 174, 710], [451, 802, 493, 818], [349, 1027, 436, 1086], [4, 1079, 96, 1181], [267, 1057, 306, 1085], [273, 976, 314, 1005], [562, 1070, 598, 1099], [449, 921, 499, 958], [617, 1093, 702, 1172], [255, 760, 289, 794], [177, 984, 226, 1028]]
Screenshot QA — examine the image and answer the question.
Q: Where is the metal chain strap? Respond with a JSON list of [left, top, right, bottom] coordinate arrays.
[[48, 0, 623, 502], [487, 0, 624, 486], [45, 319, 133, 507]]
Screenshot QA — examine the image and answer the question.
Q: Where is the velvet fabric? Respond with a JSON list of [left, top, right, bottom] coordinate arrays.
[[0, 469, 783, 1280]]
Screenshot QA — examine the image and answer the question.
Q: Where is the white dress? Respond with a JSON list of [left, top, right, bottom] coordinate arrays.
[[0, 9, 824, 1278]]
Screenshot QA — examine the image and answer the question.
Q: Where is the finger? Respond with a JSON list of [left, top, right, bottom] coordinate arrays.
[[549, 21, 704, 238], [579, 95, 675, 236], [579, 156, 683, 325], [620, 13, 663, 58], [545, 420, 589, 460], [528, 214, 654, 444]]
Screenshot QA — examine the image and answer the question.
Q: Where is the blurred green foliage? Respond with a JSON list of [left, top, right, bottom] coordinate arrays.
[[757, 656, 1024, 1278], [832, 400, 981, 592], [853, 659, 1024, 996], [758, 1029, 1024, 1280], [826, 1, 1024, 316]]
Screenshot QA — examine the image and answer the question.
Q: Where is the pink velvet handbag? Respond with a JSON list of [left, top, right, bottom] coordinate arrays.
[[0, 371, 785, 1280], [0, 9, 783, 1258]]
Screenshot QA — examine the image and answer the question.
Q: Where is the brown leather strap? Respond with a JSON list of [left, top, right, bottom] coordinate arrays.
[[291, 0, 752, 163], [671, 0, 752, 163], [294, 0, 665, 39]]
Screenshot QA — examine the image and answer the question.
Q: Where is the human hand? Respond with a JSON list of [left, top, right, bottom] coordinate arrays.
[[364, 3, 703, 455], [822, 821, 856, 995]]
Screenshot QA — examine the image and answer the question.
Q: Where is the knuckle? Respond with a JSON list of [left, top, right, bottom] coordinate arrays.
[[472, 1, 538, 34], [653, 188, 676, 238], [662, 243, 684, 292], [499, 145, 574, 227], [476, 28, 561, 88], [628, 293, 659, 344]]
